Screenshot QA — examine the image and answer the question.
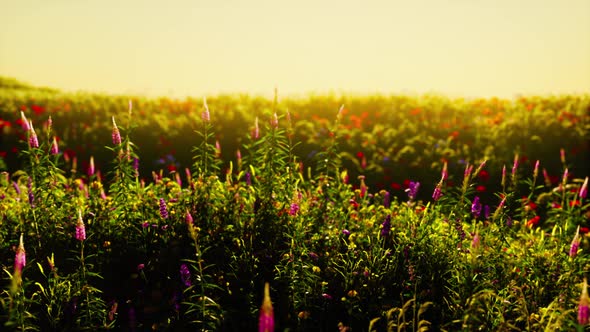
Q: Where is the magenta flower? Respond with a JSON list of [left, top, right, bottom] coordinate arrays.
[[560, 148, 566, 164], [50, 137, 59, 155], [580, 177, 588, 200], [202, 97, 210, 122], [20, 111, 30, 131], [441, 162, 448, 182], [112, 117, 121, 145], [28, 123, 39, 149], [570, 226, 581, 258], [289, 203, 299, 216], [511, 154, 519, 178], [159, 198, 169, 219], [14, 233, 26, 275], [501, 164, 507, 187], [579, 278, 589, 325], [271, 112, 279, 129], [88, 156, 95, 177], [185, 211, 194, 226], [258, 282, 274, 332], [533, 160, 540, 179], [75, 210, 86, 241], [432, 184, 442, 202], [252, 117, 260, 140]]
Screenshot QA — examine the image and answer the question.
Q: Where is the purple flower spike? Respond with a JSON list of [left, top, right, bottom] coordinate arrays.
[[432, 184, 442, 202], [342, 229, 351, 236], [471, 196, 482, 218], [383, 191, 391, 208], [180, 264, 191, 287], [159, 198, 169, 219], [381, 215, 391, 237], [406, 181, 420, 201], [27, 177, 34, 208]]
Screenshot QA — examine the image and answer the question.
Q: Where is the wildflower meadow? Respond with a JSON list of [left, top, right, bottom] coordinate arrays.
[[0, 77, 589, 331]]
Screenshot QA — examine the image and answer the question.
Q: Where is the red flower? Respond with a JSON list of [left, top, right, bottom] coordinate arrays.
[[581, 227, 589, 234], [571, 200, 581, 207], [390, 182, 401, 190], [478, 170, 490, 182], [476, 185, 486, 193], [356, 151, 364, 159], [31, 104, 45, 115], [526, 216, 540, 227], [403, 179, 411, 188]]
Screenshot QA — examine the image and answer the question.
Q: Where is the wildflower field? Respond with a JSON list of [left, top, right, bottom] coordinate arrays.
[[0, 77, 590, 331]]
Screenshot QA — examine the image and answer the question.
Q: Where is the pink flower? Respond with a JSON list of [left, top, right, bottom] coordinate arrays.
[[270, 113, 278, 129], [258, 282, 274, 332], [28, 122, 39, 149], [579, 278, 589, 325], [570, 226, 581, 258], [202, 97, 210, 122], [252, 117, 260, 140], [88, 156, 95, 177], [112, 117, 121, 145], [580, 177, 588, 200], [14, 233, 26, 274], [50, 137, 59, 155], [76, 210, 86, 241]]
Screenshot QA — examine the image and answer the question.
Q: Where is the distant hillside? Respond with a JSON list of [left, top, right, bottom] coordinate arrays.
[[0, 76, 60, 93]]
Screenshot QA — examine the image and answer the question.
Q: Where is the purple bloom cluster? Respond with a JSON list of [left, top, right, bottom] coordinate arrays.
[[471, 196, 482, 218], [406, 181, 420, 201], [27, 177, 34, 208], [159, 198, 169, 219], [180, 264, 191, 287], [381, 214, 391, 237]]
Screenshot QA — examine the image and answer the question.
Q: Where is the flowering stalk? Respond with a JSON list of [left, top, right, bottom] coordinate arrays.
[[76, 210, 86, 241], [14, 233, 26, 275], [50, 137, 59, 155], [258, 282, 274, 332], [580, 177, 588, 200], [159, 198, 169, 219], [28, 122, 39, 149], [112, 116, 121, 146], [579, 278, 589, 325], [570, 226, 581, 258]]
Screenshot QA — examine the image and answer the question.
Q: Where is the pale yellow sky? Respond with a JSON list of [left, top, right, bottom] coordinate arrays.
[[1, 0, 589, 98]]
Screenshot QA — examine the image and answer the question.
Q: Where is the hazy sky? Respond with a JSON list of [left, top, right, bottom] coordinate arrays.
[[1, 0, 589, 98]]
